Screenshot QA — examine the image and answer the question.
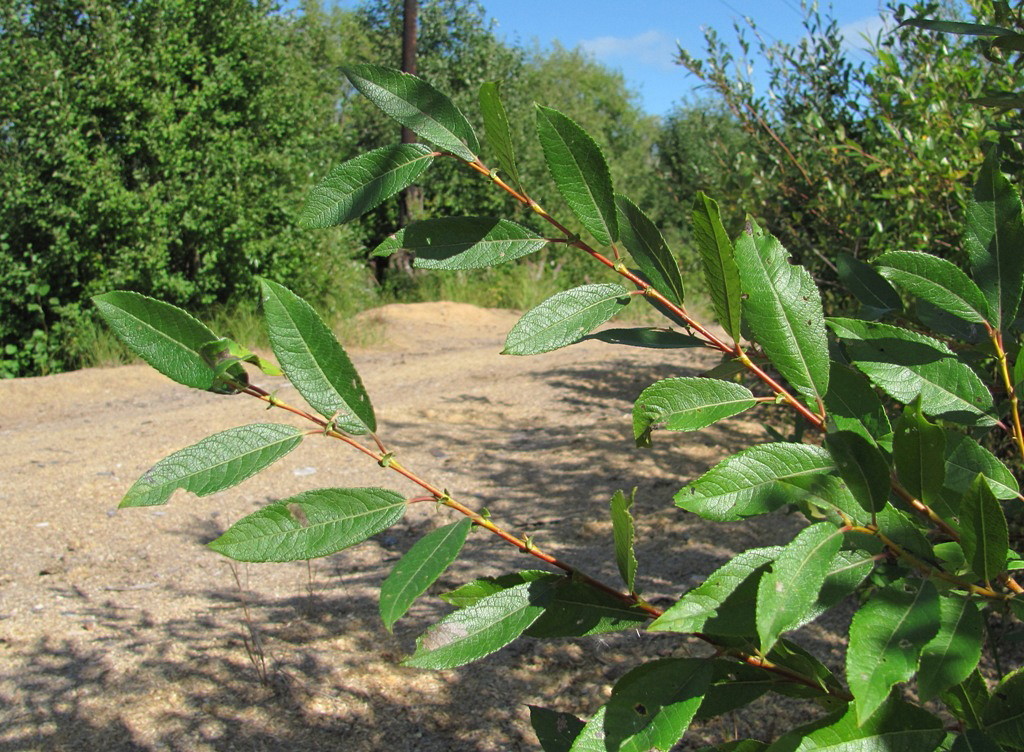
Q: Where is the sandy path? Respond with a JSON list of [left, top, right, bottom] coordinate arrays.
[[0, 302, 816, 751]]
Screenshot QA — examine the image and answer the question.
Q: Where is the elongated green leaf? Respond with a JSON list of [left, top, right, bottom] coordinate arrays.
[[797, 548, 876, 628], [847, 578, 940, 724], [767, 639, 846, 698], [479, 82, 522, 191], [525, 578, 648, 637], [825, 430, 891, 515], [440, 570, 553, 608], [734, 219, 830, 403], [757, 523, 845, 651], [379, 518, 472, 632], [764, 697, 944, 752], [568, 706, 607, 752], [876, 505, 934, 561], [648, 547, 780, 635], [918, 595, 983, 701], [893, 401, 946, 507], [503, 284, 630, 355], [950, 730, 1005, 752], [837, 253, 902, 318], [610, 489, 638, 593], [824, 363, 893, 448], [371, 216, 546, 269], [943, 670, 991, 730], [200, 337, 282, 378], [692, 192, 742, 341], [616, 194, 684, 305], [260, 279, 375, 433], [529, 706, 586, 752], [342, 64, 478, 161], [584, 328, 704, 349], [122, 424, 303, 508], [694, 662, 776, 721], [604, 659, 712, 752], [699, 742, 767, 752], [982, 669, 1024, 748], [93, 291, 221, 391], [828, 318, 995, 426], [900, 18, 1012, 36], [633, 377, 756, 446], [536, 105, 617, 245], [876, 251, 991, 325], [675, 444, 836, 521], [299, 144, 434, 228], [404, 579, 552, 669], [960, 474, 1009, 584], [971, 92, 1024, 108], [944, 432, 1020, 500], [209, 487, 406, 562], [965, 149, 1024, 332]]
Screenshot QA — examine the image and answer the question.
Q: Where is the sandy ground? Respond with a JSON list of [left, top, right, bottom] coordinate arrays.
[[0, 301, 833, 751]]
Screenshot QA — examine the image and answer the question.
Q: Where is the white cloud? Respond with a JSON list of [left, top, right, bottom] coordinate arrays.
[[579, 30, 678, 71], [839, 14, 894, 51]]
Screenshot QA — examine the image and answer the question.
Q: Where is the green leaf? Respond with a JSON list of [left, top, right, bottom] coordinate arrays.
[[825, 430, 891, 515], [983, 668, 1024, 748], [960, 474, 1009, 584], [675, 443, 836, 521], [694, 662, 776, 721], [734, 219, 830, 403], [440, 570, 552, 608], [342, 64, 478, 161], [604, 659, 712, 752], [209, 487, 406, 562], [824, 363, 893, 448], [697, 742, 768, 752], [404, 579, 552, 669], [943, 670, 991, 729], [121, 424, 303, 508], [610, 489, 638, 592], [876, 251, 991, 325], [371, 217, 547, 270], [633, 377, 756, 446], [764, 697, 944, 752], [568, 706, 607, 752], [479, 82, 522, 192], [846, 578, 940, 724], [756, 523, 845, 652], [766, 639, 846, 698], [965, 149, 1024, 332], [535, 105, 617, 245], [944, 432, 1020, 500], [798, 548, 876, 627], [299, 144, 435, 228], [648, 547, 780, 635], [525, 578, 649, 638], [893, 401, 946, 507], [950, 730, 1006, 752], [900, 18, 1013, 36], [918, 595, 983, 701], [971, 92, 1024, 108], [379, 518, 472, 632], [828, 317, 995, 426], [616, 194, 684, 305], [692, 192, 742, 341], [502, 284, 631, 355], [260, 279, 375, 433], [529, 706, 586, 752], [200, 337, 282, 378], [584, 328, 704, 349], [93, 291, 221, 391], [837, 253, 902, 318]]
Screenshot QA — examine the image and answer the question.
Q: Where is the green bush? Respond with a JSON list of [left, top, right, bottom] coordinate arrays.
[[0, 0, 365, 376], [97, 62, 1024, 749]]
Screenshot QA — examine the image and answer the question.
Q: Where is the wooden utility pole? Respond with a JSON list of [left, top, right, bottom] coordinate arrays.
[[395, 0, 421, 275]]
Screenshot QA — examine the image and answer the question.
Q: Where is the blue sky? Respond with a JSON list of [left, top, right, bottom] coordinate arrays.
[[477, 0, 892, 115], [329, 1, 895, 116]]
